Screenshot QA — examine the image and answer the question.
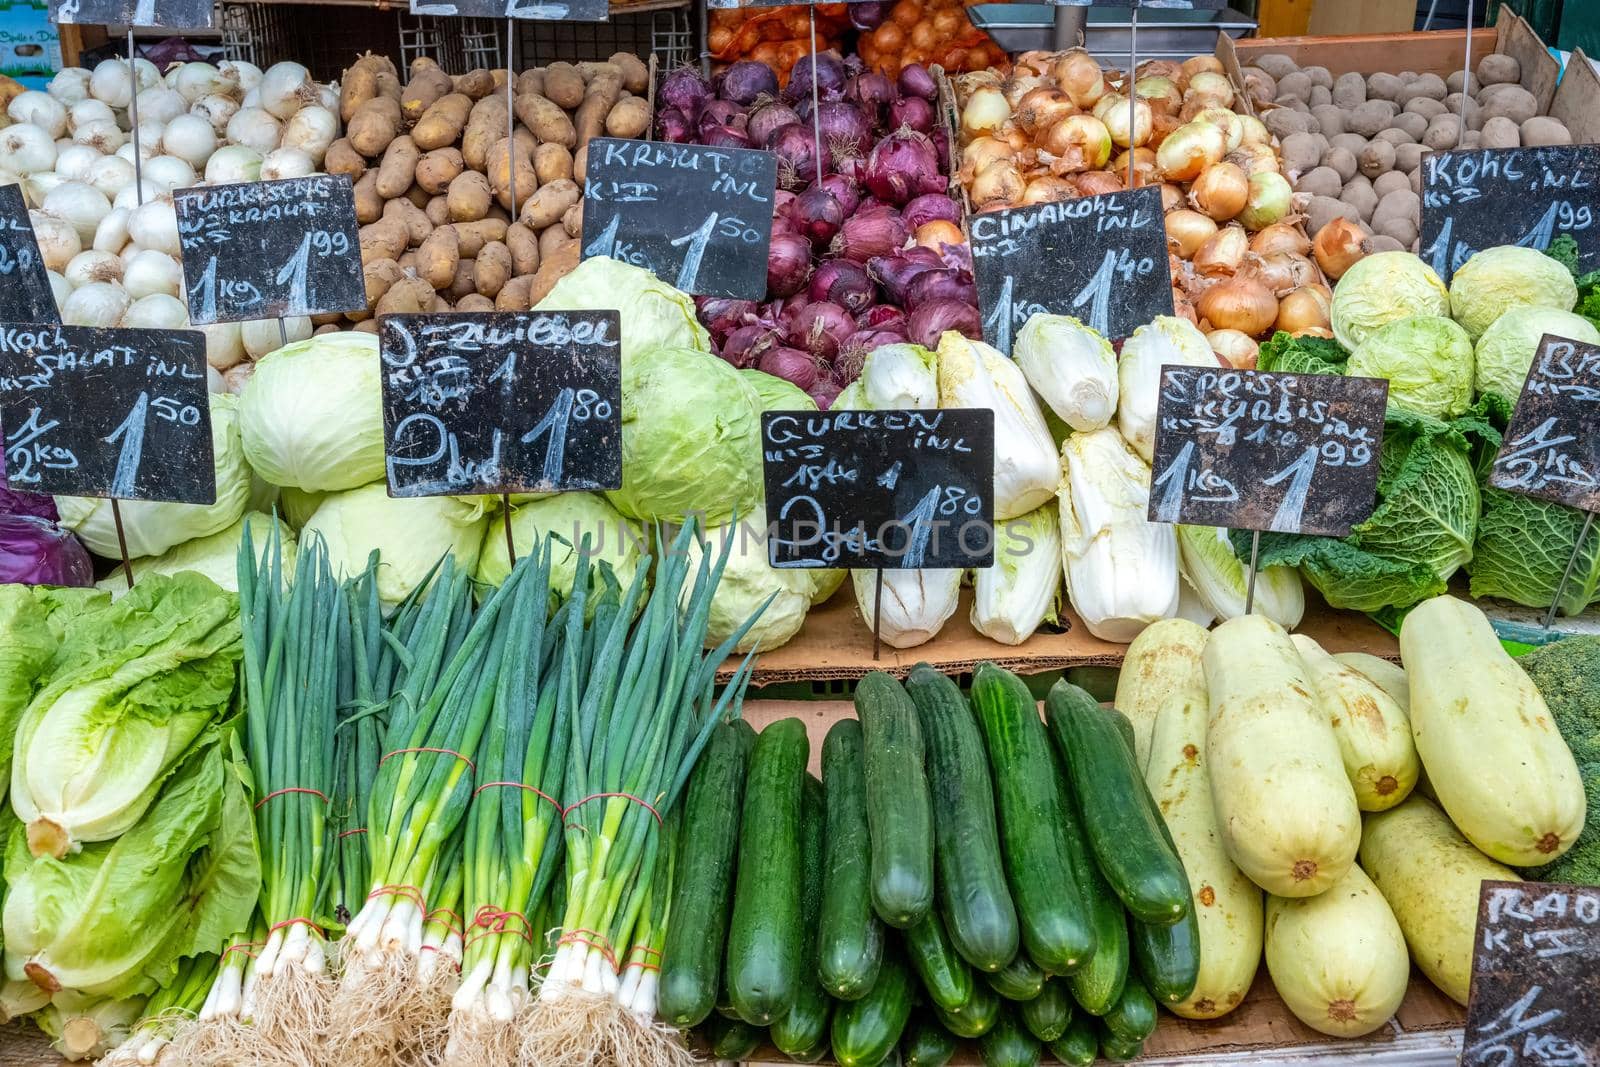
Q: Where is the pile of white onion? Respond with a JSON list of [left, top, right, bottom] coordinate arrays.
[[0, 57, 335, 391]]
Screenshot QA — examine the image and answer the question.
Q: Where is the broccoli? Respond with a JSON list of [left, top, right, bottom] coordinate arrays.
[[1517, 636, 1600, 885]]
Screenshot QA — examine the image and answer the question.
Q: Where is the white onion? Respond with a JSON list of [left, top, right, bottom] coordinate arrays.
[[191, 93, 239, 135], [61, 280, 129, 326], [223, 362, 254, 394], [219, 60, 262, 95], [159, 114, 215, 168], [8, 91, 67, 138], [205, 144, 262, 185], [93, 206, 131, 253], [281, 105, 335, 165], [111, 180, 163, 210], [260, 146, 314, 181], [73, 118, 125, 154], [135, 86, 186, 125], [64, 248, 122, 286], [259, 61, 315, 120], [132, 119, 165, 158], [242, 315, 310, 358], [67, 97, 115, 132], [89, 59, 134, 108], [53, 143, 100, 182], [122, 291, 188, 328], [142, 153, 196, 191], [42, 181, 111, 243], [47, 68, 92, 106], [0, 123, 56, 175], [46, 269, 73, 305], [30, 211, 79, 269], [127, 196, 180, 256], [317, 84, 338, 113], [133, 58, 160, 91], [225, 106, 280, 154], [241, 86, 260, 109], [53, 136, 72, 153], [203, 321, 245, 370], [207, 365, 225, 393], [87, 155, 136, 199], [122, 247, 182, 298], [24, 172, 65, 206], [169, 61, 226, 103]]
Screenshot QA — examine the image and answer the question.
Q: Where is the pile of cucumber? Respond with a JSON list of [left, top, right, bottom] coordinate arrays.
[[658, 662, 1199, 1066]]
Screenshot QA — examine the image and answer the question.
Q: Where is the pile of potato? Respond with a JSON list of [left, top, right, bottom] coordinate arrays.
[[323, 50, 650, 330], [1242, 51, 1577, 255]]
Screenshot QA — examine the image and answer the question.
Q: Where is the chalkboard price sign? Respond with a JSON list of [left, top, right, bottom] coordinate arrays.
[[175, 175, 366, 325], [1420, 146, 1600, 282], [408, 0, 607, 20], [1148, 366, 1388, 537], [48, 0, 214, 27], [379, 311, 622, 498], [581, 138, 777, 300], [1488, 333, 1600, 514], [761, 408, 996, 570], [1462, 880, 1599, 1066], [969, 185, 1173, 352], [0, 324, 214, 504], [0, 186, 61, 325]]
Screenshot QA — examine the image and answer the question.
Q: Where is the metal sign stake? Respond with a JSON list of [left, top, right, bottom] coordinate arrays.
[[872, 567, 884, 661], [1127, 0, 1139, 188], [1459, 0, 1474, 128], [507, 18, 519, 223], [111, 497, 135, 589], [808, 5, 823, 186], [127, 30, 144, 205], [502, 492, 517, 566], [1243, 528, 1261, 616], [1543, 509, 1597, 629]]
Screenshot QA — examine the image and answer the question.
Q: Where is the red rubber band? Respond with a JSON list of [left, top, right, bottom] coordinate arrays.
[[268, 917, 323, 936], [473, 780, 563, 814], [222, 940, 264, 961], [465, 908, 533, 947], [428, 907, 464, 936], [379, 747, 476, 773], [367, 884, 427, 911], [253, 786, 329, 810], [563, 791, 662, 828], [338, 827, 368, 839], [557, 928, 618, 969], [629, 945, 662, 959]]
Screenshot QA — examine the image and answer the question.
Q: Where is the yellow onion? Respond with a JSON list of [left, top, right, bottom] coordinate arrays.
[[1001, 125, 1032, 152], [1207, 328, 1260, 369], [1139, 59, 1184, 82], [1248, 251, 1318, 295], [1237, 114, 1272, 146], [1313, 218, 1372, 280], [1017, 50, 1054, 76], [1015, 87, 1077, 135], [1165, 209, 1219, 257], [1040, 114, 1112, 172], [1225, 142, 1280, 177], [1092, 93, 1124, 122], [1134, 76, 1182, 115], [1190, 161, 1248, 221], [1249, 222, 1312, 256], [1052, 49, 1107, 109], [1173, 289, 1199, 325], [1293, 326, 1335, 339], [1185, 71, 1236, 109], [1194, 224, 1249, 276], [957, 70, 1003, 96], [1004, 74, 1046, 108], [1155, 120, 1227, 182], [1104, 96, 1153, 148], [1112, 147, 1158, 186], [1180, 55, 1225, 86], [1193, 106, 1245, 152], [1022, 175, 1076, 204], [972, 158, 1026, 209], [1197, 273, 1280, 337], [962, 86, 1012, 139], [1159, 182, 1186, 212], [1075, 170, 1125, 197], [916, 220, 966, 251], [1238, 171, 1294, 230], [961, 136, 1015, 177], [1276, 285, 1332, 334], [1151, 110, 1184, 146]]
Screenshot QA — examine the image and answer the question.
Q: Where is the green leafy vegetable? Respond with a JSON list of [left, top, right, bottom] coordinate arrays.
[[1517, 637, 1600, 886], [1255, 331, 1349, 377]]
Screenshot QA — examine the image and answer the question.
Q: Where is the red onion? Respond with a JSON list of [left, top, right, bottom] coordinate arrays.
[[787, 51, 848, 104], [933, 128, 950, 172], [815, 101, 872, 153], [720, 60, 778, 106], [898, 63, 937, 101], [702, 124, 752, 149], [660, 67, 712, 121], [887, 96, 935, 134], [848, 1, 886, 31], [857, 304, 907, 330], [721, 323, 777, 368], [864, 129, 944, 206], [832, 206, 909, 263], [809, 258, 875, 313], [771, 123, 829, 187], [810, 378, 844, 410], [699, 98, 747, 132], [749, 100, 802, 146], [766, 233, 813, 297], [786, 300, 856, 362], [908, 299, 982, 348], [697, 297, 759, 342], [759, 345, 822, 391], [656, 107, 693, 143], [904, 267, 977, 310], [855, 327, 910, 350], [848, 73, 896, 119], [790, 185, 845, 245], [819, 173, 862, 215], [901, 193, 962, 231], [867, 246, 944, 301]]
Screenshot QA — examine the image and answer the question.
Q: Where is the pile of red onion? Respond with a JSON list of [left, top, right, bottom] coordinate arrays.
[[658, 54, 983, 409]]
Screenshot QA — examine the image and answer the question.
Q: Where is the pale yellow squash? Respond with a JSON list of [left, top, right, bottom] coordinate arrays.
[[1264, 864, 1410, 1037], [1202, 615, 1361, 897], [1399, 595, 1586, 865], [1115, 617, 1209, 773], [1293, 635, 1419, 812], [1331, 652, 1409, 713], [1360, 795, 1521, 1005]]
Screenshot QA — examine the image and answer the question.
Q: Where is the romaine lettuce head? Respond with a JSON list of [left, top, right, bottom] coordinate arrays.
[[1014, 314, 1119, 433], [534, 255, 710, 362], [97, 512, 297, 597], [475, 492, 646, 603], [1346, 315, 1474, 418], [1449, 245, 1578, 340], [1177, 524, 1304, 628], [10, 573, 239, 859], [1116, 316, 1218, 461], [1331, 251, 1449, 350], [238, 332, 385, 493], [972, 504, 1062, 645], [301, 483, 488, 611], [56, 394, 252, 559], [683, 514, 816, 653], [0, 587, 73, 790], [937, 331, 1059, 520], [606, 347, 764, 525], [861, 342, 939, 410], [741, 368, 816, 413], [1473, 306, 1600, 402], [1241, 407, 1480, 611]]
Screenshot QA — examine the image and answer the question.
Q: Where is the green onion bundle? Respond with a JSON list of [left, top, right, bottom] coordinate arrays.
[[101, 953, 219, 1066]]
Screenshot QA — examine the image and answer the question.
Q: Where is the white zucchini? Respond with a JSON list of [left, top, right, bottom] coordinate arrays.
[[1115, 617, 1209, 773], [1293, 635, 1419, 812]]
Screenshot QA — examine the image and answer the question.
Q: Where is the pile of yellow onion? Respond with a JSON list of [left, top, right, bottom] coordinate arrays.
[[953, 49, 1372, 365]]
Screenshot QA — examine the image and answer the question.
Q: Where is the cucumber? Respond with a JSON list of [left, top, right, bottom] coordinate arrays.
[[1122, 715, 1202, 1006], [985, 953, 1045, 1002], [1051, 747, 1128, 1015], [659, 719, 754, 1027], [772, 775, 832, 1057], [1103, 976, 1159, 1043], [904, 908, 975, 1012], [969, 664, 1095, 975], [906, 664, 1019, 972], [702, 1014, 764, 1060], [1019, 979, 1073, 1043], [934, 980, 1000, 1039], [1099, 1027, 1144, 1063], [856, 671, 935, 928], [818, 719, 885, 1000], [831, 949, 915, 1067], [792, 1032, 832, 1064], [978, 1008, 1042, 1067], [726, 718, 808, 1024], [1048, 1018, 1099, 1066], [1046, 681, 1191, 926], [901, 1016, 959, 1067]]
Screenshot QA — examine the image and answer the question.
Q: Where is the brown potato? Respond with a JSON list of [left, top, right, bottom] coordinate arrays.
[[376, 276, 435, 316], [349, 96, 402, 157], [463, 95, 510, 173], [515, 69, 544, 98], [533, 142, 573, 185], [324, 138, 367, 180], [486, 137, 538, 214], [496, 274, 535, 311], [607, 51, 649, 94], [383, 197, 433, 247], [562, 202, 582, 238], [573, 143, 588, 183], [375, 135, 421, 199], [452, 218, 509, 257], [424, 195, 451, 228], [529, 240, 581, 302], [453, 68, 496, 100], [359, 217, 409, 262], [539, 224, 574, 261], [605, 96, 651, 139], [476, 240, 513, 297], [413, 93, 473, 151], [448, 171, 494, 222], [1521, 116, 1574, 147], [417, 226, 461, 289], [513, 93, 576, 148], [521, 179, 581, 230], [401, 66, 453, 127], [353, 170, 384, 224], [416, 147, 465, 194], [457, 293, 495, 313], [448, 257, 477, 301], [573, 77, 622, 151], [353, 319, 379, 335], [543, 63, 586, 109], [506, 222, 540, 276], [358, 257, 404, 320]]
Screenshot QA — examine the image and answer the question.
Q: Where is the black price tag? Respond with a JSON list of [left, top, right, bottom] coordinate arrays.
[[408, 0, 606, 19], [174, 175, 366, 325], [379, 311, 622, 498], [1420, 146, 1600, 282], [1462, 881, 1599, 1065], [581, 138, 777, 300], [970, 186, 1172, 352], [1488, 333, 1600, 513], [1147, 366, 1387, 537], [0, 186, 61, 325], [48, 0, 213, 27], [761, 408, 995, 570], [0, 324, 213, 504]]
